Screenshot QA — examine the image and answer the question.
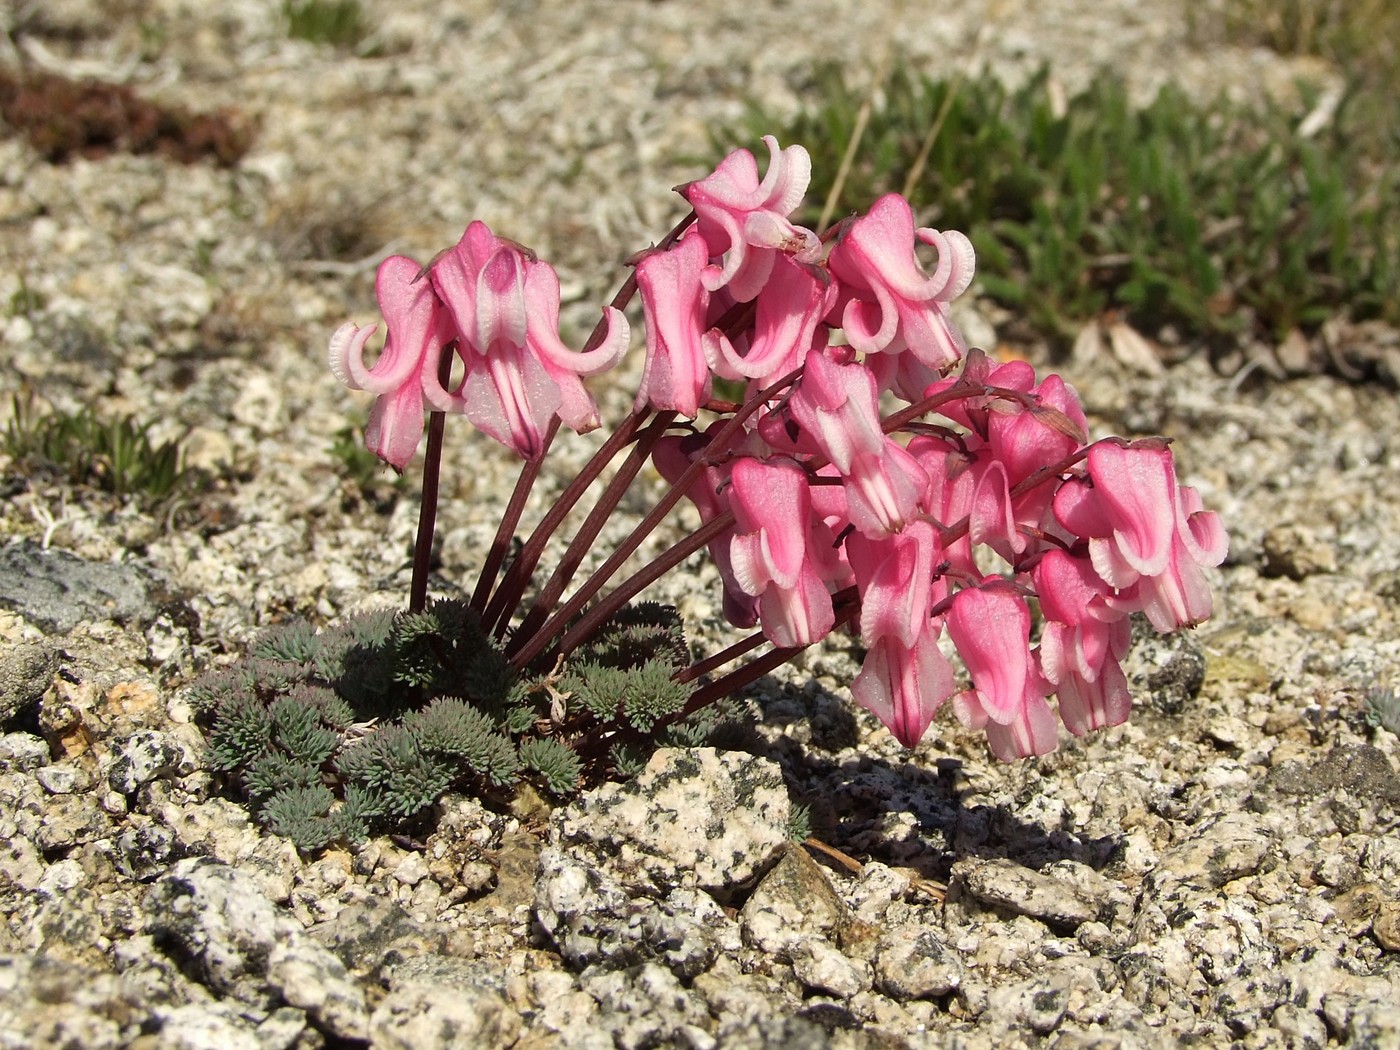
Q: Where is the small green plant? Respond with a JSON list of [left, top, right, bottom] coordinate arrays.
[[191, 599, 747, 851], [1363, 685, 1400, 735], [720, 63, 1399, 357], [330, 423, 406, 504], [787, 803, 813, 843], [7, 277, 45, 318], [282, 0, 369, 50], [3, 393, 202, 503]]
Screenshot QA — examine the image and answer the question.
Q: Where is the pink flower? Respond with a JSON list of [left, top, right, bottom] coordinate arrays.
[[851, 625, 955, 748], [1053, 443, 1228, 630], [633, 231, 713, 417], [728, 456, 841, 647], [680, 136, 820, 302], [845, 522, 953, 748], [946, 582, 1058, 760], [329, 255, 458, 470], [846, 520, 945, 650], [703, 253, 836, 391], [1033, 548, 1132, 736], [1055, 443, 1176, 584], [770, 349, 928, 537], [827, 193, 975, 392], [652, 426, 756, 629], [430, 221, 628, 459]]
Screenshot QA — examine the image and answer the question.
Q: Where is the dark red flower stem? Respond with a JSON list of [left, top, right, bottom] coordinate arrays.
[[506, 367, 804, 672], [673, 629, 769, 685], [505, 411, 678, 651], [409, 344, 458, 613], [471, 417, 559, 614], [666, 589, 860, 722], [482, 408, 651, 639]]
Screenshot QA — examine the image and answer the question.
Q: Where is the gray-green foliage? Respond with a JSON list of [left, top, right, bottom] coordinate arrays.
[[192, 598, 744, 851], [1363, 685, 1400, 735]]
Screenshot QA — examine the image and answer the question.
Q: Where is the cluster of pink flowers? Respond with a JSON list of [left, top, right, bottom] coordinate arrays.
[[331, 136, 1226, 760]]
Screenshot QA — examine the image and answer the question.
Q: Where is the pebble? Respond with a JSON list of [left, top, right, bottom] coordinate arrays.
[[740, 846, 851, 956], [872, 927, 965, 1002], [955, 857, 1109, 930]]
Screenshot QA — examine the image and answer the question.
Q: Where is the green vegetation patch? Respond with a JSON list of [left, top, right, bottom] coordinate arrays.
[[722, 63, 1398, 364], [3, 394, 205, 504], [283, 0, 370, 50]]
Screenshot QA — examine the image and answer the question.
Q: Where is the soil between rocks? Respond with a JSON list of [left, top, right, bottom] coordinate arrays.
[[2, 2, 1398, 1048]]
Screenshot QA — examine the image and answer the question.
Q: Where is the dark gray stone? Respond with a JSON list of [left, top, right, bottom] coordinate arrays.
[[0, 540, 162, 633], [1122, 616, 1206, 716], [0, 641, 57, 723]]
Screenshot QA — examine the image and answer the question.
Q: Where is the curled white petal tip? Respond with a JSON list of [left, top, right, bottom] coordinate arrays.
[[329, 321, 375, 390], [917, 228, 977, 301]]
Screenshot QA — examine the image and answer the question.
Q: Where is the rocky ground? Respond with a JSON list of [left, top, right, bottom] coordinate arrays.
[[2, 0, 1399, 1047]]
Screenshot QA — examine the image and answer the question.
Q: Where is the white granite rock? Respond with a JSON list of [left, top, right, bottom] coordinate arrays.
[[549, 747, 791, 898]]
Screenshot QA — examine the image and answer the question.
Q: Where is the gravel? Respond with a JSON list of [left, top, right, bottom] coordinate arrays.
[[2, 1, 1398, 1047]]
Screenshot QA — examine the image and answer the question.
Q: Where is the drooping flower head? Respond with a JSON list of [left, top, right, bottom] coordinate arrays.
[[680, 135, 821, 301], [1033, 548, 1133, 736], [946, 581, 1058, 760], [1053, 442, 1227, 630], [633, 229, 713, 417], [430, 221, 629, 459], [827, 193, 975, 398], [329, 255, 458, 471], [728, 456, 842, 648], [762, 348, 929, 537]]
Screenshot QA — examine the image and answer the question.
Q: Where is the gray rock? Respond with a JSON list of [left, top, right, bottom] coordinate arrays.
[[0, 540, 162, 633], [35, 761, 90, 794], [0, 641, 57, 722], [145, 857, 299, 1008], [0, 834, 44, 891], [369, 974, 521, 1049], [987, 973, 1070, 1034], [548, 747, 790, 898], [790, 936, 869, 999], [1261, 524, 1337, 579], [1343, 1001, 1400, 1047], [35, 857, 86, 898], [534, 846, 741, 975], [847, 861, 911, 924], [1150, 811, 1272, 890], [148, 794, 300, 903], [0, 953, 144, 1049], [1269, 1003, 1328, 1050], [1122, 617, 1206, 716], [149, 1002, 265, 1050], [1266, 743, 1400, 810], [113, 819, 184, 880], [872, 927, 965, 1001], [741, 845, 853, 956], [144, 855, 364, 1038], [954, 857, 1114, 930], [312, 896, 448, 982], [266, 937, 369, 1041], [581, 963, 712, 1050], [33, 790, 111, 851], [1211, 968, 1290, 1036], [105, 728, 188, 795], [0, 731, 50, 772]]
